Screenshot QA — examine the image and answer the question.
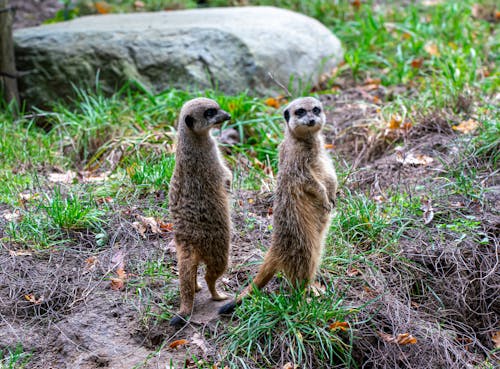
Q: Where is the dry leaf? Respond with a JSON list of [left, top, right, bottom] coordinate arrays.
[[396, 150, 434, 166], [9, 250, 32, 257], [452, 119, 480, 134], [116, 267, 127, 280], [80, 170, 111, 183], [424, 42, 440, 56], [410, 58, 423, 69], [24, 294, 43, 304], [351, 0, 361, 10], [133, 215, 161, 237], [264, 97, 281, 108], [324, 143, 335, 149], [48, 170, 76, 184], [95, 1, 112, 14], [158, 221, 174, 232], [379, 332, 417, 345], [491, 331, 500, 349], [2, 210, 21, 222], [169, 339, 189, 349], [329, 321, 349, 331], [388, 115, 402, 129], [84, 256, 98, 270], [282, 363, 298, 369], [191, 333, 210, 355], [110, 277, 125, 291], [421, 196, 434, 225]]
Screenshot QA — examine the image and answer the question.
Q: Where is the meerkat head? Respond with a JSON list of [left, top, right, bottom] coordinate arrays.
[[283, 97, 325, 138], [179, 98, 231, 134]]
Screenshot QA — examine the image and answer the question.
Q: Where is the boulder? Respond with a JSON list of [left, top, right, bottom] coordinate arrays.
[[14, 6, 343, 106]]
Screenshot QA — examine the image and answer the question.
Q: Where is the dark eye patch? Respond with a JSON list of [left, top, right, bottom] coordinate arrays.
[[312, 107, 321, 115], [204, 108, 218, 119], [295, 108, 306, 117]]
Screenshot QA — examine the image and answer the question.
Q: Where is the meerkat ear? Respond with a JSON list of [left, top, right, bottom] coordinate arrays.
[[185, 115, 195, 128], [284, 109, 290, 123]]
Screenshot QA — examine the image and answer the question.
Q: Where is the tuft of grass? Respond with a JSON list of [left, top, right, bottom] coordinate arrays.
[[0, 345, 31, 369], [125, 154, 176, 193], [221, 283, 354, 368], [43, 187, 105, 230]]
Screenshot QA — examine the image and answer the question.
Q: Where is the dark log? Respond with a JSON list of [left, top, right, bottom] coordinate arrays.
[[0, 0, 19, 109]]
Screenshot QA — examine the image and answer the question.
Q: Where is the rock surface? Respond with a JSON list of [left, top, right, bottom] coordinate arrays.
[[14, 6, 343, 106]]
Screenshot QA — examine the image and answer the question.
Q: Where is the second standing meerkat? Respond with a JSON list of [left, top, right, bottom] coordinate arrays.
[[220, 96, 337, 314], [169, 98, 232, 326]]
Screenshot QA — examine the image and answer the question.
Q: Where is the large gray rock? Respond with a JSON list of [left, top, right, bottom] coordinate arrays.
[[14, 6, 342, 106]]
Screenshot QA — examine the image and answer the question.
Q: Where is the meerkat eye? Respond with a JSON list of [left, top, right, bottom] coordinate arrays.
[[312, 107, 321, 115], [295, 108, 306, 117], [204, 108, 218, 119]]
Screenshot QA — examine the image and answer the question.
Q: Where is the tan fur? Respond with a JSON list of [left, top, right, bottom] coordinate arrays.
[[169, 98, 232, 325], [221, 97, 337, 311]]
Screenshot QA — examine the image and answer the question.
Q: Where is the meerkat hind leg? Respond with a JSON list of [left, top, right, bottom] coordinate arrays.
[[170, 249, 198, 327], [205, 263, 228, 301]]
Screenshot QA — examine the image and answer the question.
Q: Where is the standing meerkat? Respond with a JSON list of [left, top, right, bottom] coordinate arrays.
[[169, 97, 232, 326], [220, 97, 337, 314]]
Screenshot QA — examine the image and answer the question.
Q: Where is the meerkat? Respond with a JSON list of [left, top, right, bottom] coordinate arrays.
[[219, 97, 337, 314], [169, 97, 232, 327]]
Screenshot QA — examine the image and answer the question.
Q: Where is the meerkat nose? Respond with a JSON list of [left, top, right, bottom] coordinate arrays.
[[220, 110, 231, 122], [307, 119, 316, 127]]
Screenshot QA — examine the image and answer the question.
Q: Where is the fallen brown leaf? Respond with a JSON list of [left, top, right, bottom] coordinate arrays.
[[424, 42, 440, 56], [158, 221, 174, 232], [2, 210, 21, 222], [329, 321, 349, 331], [191, 333, 210, 356], [264, 97, 281, 108], [169, 339, 189, 349], [388, 115, 402, 130], [95, 1, 112, 14], [421, 196, 434, 225], [410, 58, 423, 69], [395, 150, 434, 166], [379, 332, 417, 345], [452, 119, 480, 134], [110, 277, 125, 291], [24, 294, 43, 304]]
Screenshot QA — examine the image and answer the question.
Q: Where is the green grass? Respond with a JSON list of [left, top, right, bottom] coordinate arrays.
[[221, 283, 354, 368], [0, 345, 31, 369]]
